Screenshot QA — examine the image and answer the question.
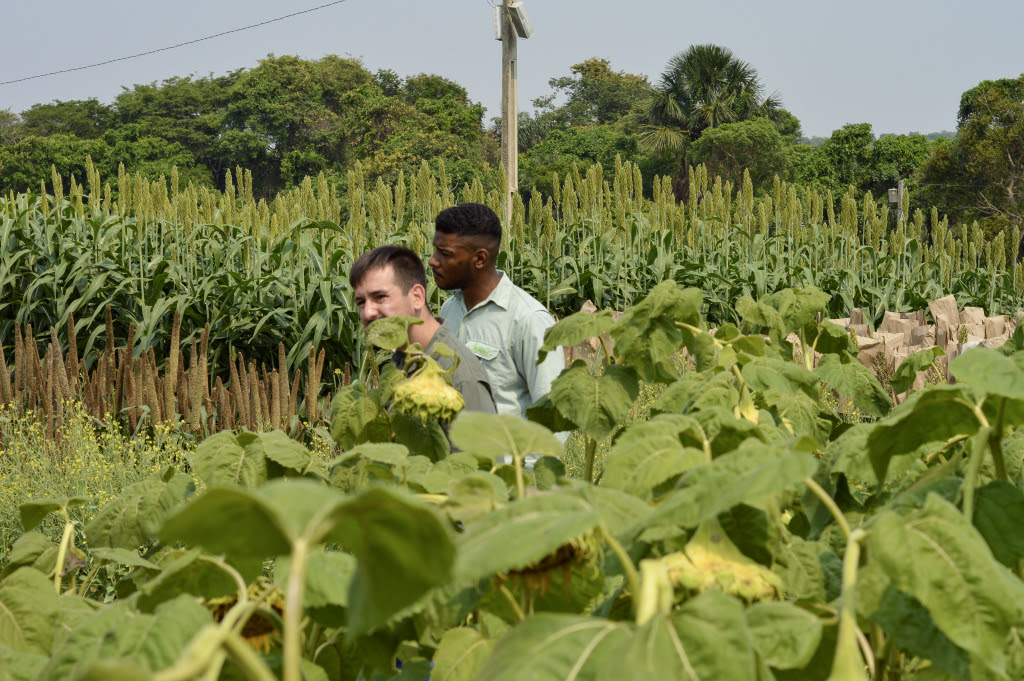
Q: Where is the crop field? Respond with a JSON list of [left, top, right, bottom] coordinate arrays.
[[2, 160, 1024, 680]]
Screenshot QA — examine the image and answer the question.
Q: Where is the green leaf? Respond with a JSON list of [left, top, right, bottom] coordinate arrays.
[[392, 412, 450, 462], [826, 424, 878, 503], [762, 389, 826, 443], [763, 287, 831, 335], [737, 296, 786, 342], [548, 362, 639, 442], [890, 346, 945, 395], [525, 393, 578, 432], [602, 415, 707, 496], [255, 429, 312, 472], [0, 568, 59, 654], [89, 548, 159, 570], [571, 485, 653, 539], [973, 480, 1024, 567], [1, 532, 56, 578], [607, 604, 757, 680], [696, 407, 768, 457], [652, 371, 739, 415], [815, 353, 892, 418], [0, 643, 48, 681], [742, 357, 819, 399], [776, 538, 829, 601], [869, 494, 1021, 675], [276, 549, 356, 610], [78, 661, 152, 681], [343, 443, 410, 467], [323, 486, 454, 635], [450, 413, 562, 461], [164, 482, 451, 635], [999, 323, 1024, 355], [660, 590, 756, 681], [645, 443, 819, 531], [455, 492, 601, 582], [538, 309, 616, 363], [365, 316, 421, 350], [866, 385, 979, 484], [190, 430, 267, 488], [330, 389, 386, 449], [432, 627, 494, 681], [85, 474, 192, 549], [39, 595, 212, 681], [951, 347, 1024, 400], [135, 549, 237, 611], [159, 487, 293, 559], [444, 473, 509, 525], [532, 456, 566, 490], [18, 496, 89, 532], [471, 614, 630, 681], [610, 281, 702, 382], [746, 602, 823, 670], [870, 586, 968, 680], [809, 320, 853, 355]]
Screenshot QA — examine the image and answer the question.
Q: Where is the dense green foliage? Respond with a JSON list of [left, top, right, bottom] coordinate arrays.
[[3, 51, 1022, 261], [5, 282, 1024, 680], [0, 55, 495, 197], [2, 156, 1022, 385], [919, 75, 1024, 247]]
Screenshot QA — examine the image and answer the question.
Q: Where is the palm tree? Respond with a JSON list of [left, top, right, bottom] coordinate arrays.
[[639, 44, 780, 201]]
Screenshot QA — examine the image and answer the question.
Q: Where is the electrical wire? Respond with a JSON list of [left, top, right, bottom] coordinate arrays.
[[0, 0, 350, 87]]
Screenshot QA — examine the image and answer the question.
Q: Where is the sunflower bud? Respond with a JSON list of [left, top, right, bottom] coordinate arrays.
[[391, 354, 464, 423], [660, 518, 780, 602]]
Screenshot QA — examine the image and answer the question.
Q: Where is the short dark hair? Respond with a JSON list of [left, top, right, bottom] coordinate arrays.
[[435, 203, 502, 251], [349, 245, 427, 292]]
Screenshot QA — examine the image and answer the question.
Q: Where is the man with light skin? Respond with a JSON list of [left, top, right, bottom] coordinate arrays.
[[428, 203, 564, 419], [349, 245, 495, 414]]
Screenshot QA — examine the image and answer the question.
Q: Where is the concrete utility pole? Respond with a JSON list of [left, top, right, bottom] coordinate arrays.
[[897, 179, 905, 224], [500, 0, 518, 226], [888, 179, 906, 223]]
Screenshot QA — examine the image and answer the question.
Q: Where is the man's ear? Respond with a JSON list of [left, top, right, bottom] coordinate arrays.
[[471, 246, 491, 270], [409, 283, 427, 311]]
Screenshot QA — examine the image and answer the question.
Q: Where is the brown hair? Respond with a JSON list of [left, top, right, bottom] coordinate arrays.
[[349, 245, 427, 292]]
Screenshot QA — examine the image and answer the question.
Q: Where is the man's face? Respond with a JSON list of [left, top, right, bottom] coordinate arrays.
[[353, 265, 418, 327], [428, 231, 477, 291]]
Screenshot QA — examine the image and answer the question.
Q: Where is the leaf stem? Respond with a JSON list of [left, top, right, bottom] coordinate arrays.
[[583, 437, 597, 485], [804, 477, 851, 541], [77, 560, 106, 598], [597, 334, 613, 365], [990, 397, 1008, 481], [284, 538, 310, 681], [197, 554, 249, 604], [513, 447, 526, 500], [962, 426, 992, 521], [831, 528, 870, 681], [52, 516, 74, 594], [498, 583, 526, 622], [222, 630, 279, 681], [598, 524, 641, 618]]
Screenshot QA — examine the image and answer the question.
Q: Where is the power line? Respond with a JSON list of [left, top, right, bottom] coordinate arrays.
[[0, 0, 350, 87]]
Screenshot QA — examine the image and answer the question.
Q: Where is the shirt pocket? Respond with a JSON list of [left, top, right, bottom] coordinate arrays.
[[464, 339, 500, 362]]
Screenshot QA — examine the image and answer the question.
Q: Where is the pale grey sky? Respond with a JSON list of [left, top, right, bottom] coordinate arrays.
[[2, 0, 1022, 138]]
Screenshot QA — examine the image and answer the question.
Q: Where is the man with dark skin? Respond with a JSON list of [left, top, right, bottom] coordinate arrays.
[[350, 245, 495, 414], [428, 203, 564, 418]]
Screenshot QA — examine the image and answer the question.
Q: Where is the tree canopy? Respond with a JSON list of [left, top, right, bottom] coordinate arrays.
[[0, 54, 494, 196]]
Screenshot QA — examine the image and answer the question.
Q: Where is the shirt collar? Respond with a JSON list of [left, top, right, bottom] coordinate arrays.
[[459, 270, 513, 312]]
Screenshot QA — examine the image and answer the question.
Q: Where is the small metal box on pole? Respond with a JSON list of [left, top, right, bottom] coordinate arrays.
[[887, 180, 906, 223]]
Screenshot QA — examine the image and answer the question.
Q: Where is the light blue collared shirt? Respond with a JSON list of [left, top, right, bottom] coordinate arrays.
[[439, 272, 565, 418]]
